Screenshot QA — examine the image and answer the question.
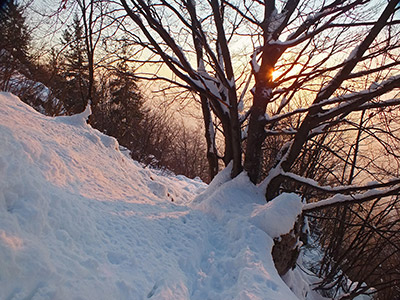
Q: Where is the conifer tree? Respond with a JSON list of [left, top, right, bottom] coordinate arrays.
[[0, 0, 30, 61], [91, 58, 147, 161], [0, 0, 31, 89], [58, 14, 90, 114]]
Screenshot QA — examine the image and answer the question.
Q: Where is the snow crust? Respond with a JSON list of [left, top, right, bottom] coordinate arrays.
[[0, 92, 306, 299]]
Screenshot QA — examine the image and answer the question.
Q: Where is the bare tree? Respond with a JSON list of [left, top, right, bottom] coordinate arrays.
[[118, 0, 400, 192], [115, 0, 400, 293]]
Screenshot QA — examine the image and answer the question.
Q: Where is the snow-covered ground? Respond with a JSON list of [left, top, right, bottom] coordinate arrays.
[[0, 92, 319, 299]]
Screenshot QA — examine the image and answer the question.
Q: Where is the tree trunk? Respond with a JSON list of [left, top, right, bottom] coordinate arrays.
[[265, 115, 316, 200], [200, 95, 219, 180], [220, 112, 234, 167], [271, 220, 301, 276], [187, 0, 220, 181], [244, 85, 270, 183], [245, 41, 282, 184], [228, 88, 243, 178]]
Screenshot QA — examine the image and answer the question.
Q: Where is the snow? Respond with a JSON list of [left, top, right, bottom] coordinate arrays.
[[250, 193, 302, 239], [345, 46, 359, 62], [302, 185, 400, 212], [55, 101, 92, 127], [0, 92, 313, 299], [282, 267, 324, 300], [251, 49, 261, 73], [268, 9, 285, 35], [260, 87, 272, 98]]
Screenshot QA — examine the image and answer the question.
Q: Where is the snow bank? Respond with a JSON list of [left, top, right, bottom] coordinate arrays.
[[0, 92, 305, 299], [193, 171, 303, 299]]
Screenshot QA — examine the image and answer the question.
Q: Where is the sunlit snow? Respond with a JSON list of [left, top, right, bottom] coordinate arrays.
[[0, 92, 320, 299]]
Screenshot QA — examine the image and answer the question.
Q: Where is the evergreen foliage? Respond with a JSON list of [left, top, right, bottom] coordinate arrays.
[[57, 14, 90, 114], [0, 0, 31, 89], [0, 0, 30, 63], [95, 60, 147, 156]]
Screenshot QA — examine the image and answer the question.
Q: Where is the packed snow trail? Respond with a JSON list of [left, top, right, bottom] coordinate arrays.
[[0, 92, 308, 299]]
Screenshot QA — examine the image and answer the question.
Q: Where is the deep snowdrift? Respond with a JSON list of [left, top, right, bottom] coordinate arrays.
[[0, 92, 310, 299]]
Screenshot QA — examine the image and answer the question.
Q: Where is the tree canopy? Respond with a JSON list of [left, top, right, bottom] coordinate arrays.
[[119, 0, 400, 198], [118, 1, 400, 294]]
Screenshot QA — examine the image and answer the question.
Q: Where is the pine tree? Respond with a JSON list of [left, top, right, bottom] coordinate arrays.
[[102, 61, 146, 155], [0, 0, 30, 62], [58, 14, 90, 114], [0, 0, 31, 89]]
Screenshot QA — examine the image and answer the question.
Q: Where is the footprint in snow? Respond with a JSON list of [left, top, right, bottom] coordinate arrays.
[[107, 251, 127, 265]]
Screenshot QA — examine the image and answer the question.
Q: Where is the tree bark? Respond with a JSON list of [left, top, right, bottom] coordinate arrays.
[[187, 0, 219, 181], [245, 42, 282, 184], [244, 87, 269, 183], [271, 224, 301, 276], [210, 0, 242, 178], [200, 95, 219, 180]]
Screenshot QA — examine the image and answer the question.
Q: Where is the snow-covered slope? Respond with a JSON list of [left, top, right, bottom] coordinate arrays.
[[0, 92, 306, 299]]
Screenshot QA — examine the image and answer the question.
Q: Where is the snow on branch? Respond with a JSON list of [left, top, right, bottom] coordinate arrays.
[[357, 97, 400, 111], [302, 184, 400, 212], [315, 74, 400, 122], [262, 74, 400, 128], [282, 172, 400, 195], [277, 0, 364, 48], [314, 0, 400, 103], [283, 171, 400, 213], [251, 47, 262, 73], [272, 18, 335, 48]]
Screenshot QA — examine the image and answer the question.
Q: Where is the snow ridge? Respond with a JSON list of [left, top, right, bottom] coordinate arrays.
[[0, 92, 308, 299]]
